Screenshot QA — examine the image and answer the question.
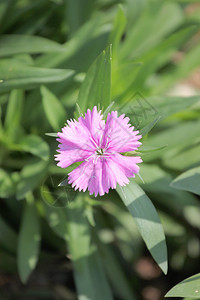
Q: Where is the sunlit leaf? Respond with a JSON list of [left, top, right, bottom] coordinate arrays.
[[171, 166, 200, 195], [17, 200, 41, 283], [41, 85, 66, 131], [139, 144, 167, 153], [140, 116, 161, 137], [0, 59, 74, 94], [17, 135, 50, 161], [77, 45, 112, 113], [120, 1, 183, 59], [0, 168, 16, 198], [4, 89, 24, 139], [16, 159, 49, 200], [166, 273, 200, 298], [116, 180, 168, 274], [109, 5, 126, 56], [66, 196, 113, 300], [0, 34, 65, 57], [45, 132, 58, 137], [43, 194, 69, 241]]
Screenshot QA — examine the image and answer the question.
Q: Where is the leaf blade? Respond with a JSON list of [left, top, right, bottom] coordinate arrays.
[[16, 159, 48, 200], [77, 45, 112, 113], [41, 85, 66, 131], [17, 135, 50, 161], [17, 201, 41, 283], [0, 34, 65, 57], [0, 59, 74, 94], [116, 180, 168, 274], [66, 196, 113, 300], [4, 89, 24, 138], [170, 166, 200, 196], [166, 273, 200, 298]]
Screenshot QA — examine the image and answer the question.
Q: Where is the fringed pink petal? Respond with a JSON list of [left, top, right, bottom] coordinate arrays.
[[102, 111, 142, 153], [111, 153, 142, 178], [68, 160, 94, 193]]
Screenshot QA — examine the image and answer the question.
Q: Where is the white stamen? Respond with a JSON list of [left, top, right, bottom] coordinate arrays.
[[85, 153, 96, 162], [89, 136, 98, 148]]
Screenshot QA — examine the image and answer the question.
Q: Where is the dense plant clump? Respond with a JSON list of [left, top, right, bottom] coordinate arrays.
[[0, 0, 199, 299]]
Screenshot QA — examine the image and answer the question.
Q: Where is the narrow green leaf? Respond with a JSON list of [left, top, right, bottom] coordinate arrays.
[[45, 133, 58, 137], [77, 45, 112, 113], [148, 95, 200, 121], [17, 135, 50, 161], [171, 166, 200, 196], [119, 95, 200, 136], [17, 200, 41, 283], [0, 34, 65, 57], [0, 168, 16, 198], [109, 5, 126, 56], [111, 60, 142, 100], [41, 85, 66, 131], [163, 143, 200, 171], [43, 195, 69, 241], [4, 89, 24, 139], [139, 145, 167, 153], [66, 196, 113, 300], [116, 180, 168, 274], [140, 116, 161, 137], [128, 26, 197, 93], [16, 159, 48, 200], [35, 16, 109, 70], [0, 104, 2, 132], [136, 164, 200, 218], [177, 42, 200, 78], [153, 42, 200, 94], [118, 92, 159, 132], [159, 212, 185, 237], [42, 178, 77, 208], [99, 243, 136, 300], [120, 2, 183, 59], [166, 273, 200, 298], [0, 59, 74, 94], [144, 119, 200, 162], [66, 0, 95, 36], [1, 134, 49, 161], [102, 101, 115, 119], [0, 0, 14, 27]]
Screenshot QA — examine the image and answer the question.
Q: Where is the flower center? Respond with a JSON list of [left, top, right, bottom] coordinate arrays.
[[95, 147, 104, 156]]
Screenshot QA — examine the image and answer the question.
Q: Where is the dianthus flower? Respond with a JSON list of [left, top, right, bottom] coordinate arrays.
[[55, 106, 142, 197]]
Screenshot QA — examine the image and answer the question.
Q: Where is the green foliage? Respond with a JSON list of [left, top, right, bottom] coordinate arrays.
[[0, 214, 17, 254], [0, 0, 200, 298], [16, 159, 49, 200], [77, 45, 112, 113], [0, 59, 74, 94], [66, 196, 113, 300], [0, 34, 66, 57], [166, 273, 200, 298], [171, 166, 200, 195], [116, 180, 168, 274], [4, 89, 24, 139], [41, 85, 67, 131], [17, 197, 41, 283]]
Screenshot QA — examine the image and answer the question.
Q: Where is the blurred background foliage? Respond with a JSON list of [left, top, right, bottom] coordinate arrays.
[[0, 0, 200, 299]]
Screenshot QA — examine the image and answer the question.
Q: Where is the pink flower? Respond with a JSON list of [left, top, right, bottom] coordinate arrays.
[[55, 106, 142, 197]]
